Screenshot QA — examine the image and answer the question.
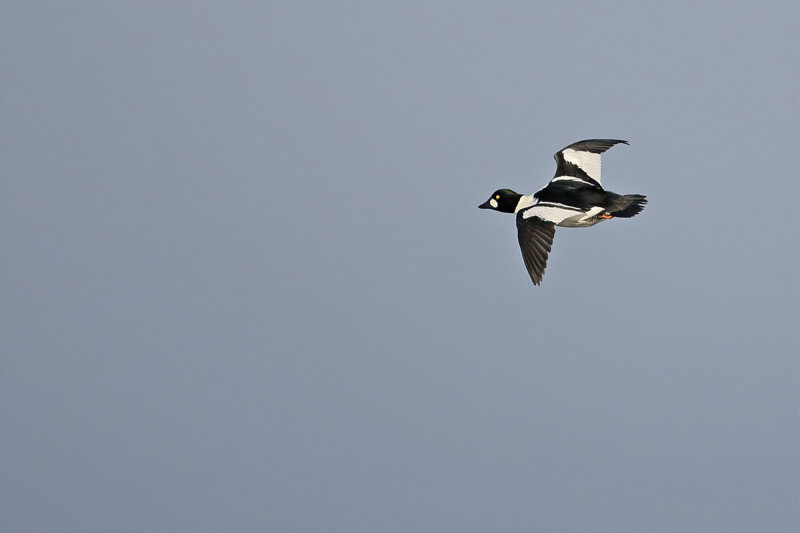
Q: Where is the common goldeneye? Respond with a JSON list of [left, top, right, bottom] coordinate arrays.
[[479, 139, 646, 285]]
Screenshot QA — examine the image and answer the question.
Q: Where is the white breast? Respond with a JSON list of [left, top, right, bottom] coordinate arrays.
[[514, 194, 537, 213]]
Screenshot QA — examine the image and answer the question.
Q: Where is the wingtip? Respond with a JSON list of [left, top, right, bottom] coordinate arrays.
[[560, 139, 629, 154], [605, 139, 629, 146]]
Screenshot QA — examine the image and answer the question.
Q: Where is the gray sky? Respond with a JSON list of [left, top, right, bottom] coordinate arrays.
[[1, 2, 798, 532]]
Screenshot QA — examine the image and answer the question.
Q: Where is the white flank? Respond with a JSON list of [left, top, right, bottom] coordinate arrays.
[[522, 204, 582, 224], [539, 201, 583, 211], [562, 148, 602, 184]]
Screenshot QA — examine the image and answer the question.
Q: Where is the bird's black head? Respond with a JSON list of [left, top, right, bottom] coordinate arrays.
[[478, 189, 521, 213]]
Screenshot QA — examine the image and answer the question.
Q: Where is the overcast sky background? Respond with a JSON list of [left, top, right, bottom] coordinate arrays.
[[1, 2, 798, 533]]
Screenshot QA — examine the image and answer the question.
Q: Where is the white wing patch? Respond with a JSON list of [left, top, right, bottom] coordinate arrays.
[[549, 175, 595, 185], [562, 148, 603, 184]]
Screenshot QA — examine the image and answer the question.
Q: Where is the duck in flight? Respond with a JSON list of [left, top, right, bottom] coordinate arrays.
[[479, 139, 646, 285]]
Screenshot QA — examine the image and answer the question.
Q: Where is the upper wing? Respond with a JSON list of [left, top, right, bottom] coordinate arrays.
[[516, 212, 556, 286], [551, 139, 628, 189]]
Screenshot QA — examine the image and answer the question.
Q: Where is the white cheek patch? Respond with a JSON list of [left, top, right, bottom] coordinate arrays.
[[489, 199, 498, 208]]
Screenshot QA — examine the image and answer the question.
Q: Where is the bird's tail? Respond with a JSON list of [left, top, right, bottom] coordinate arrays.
[[608, 194, 647, 218]]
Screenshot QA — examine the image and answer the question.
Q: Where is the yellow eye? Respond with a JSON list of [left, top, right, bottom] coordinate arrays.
[[495, 195, 500, 199]]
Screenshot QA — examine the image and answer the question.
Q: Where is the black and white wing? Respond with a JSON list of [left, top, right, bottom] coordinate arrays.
[[551, 139, 628, 189], [516, 211, 556, 286]]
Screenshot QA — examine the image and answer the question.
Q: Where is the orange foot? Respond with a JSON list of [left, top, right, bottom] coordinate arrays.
[[599, 213, 614, 219]]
